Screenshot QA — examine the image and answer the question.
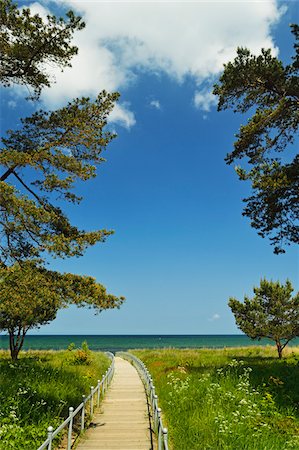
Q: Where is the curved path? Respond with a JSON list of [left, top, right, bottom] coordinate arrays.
[[76, 356, 152, 450]]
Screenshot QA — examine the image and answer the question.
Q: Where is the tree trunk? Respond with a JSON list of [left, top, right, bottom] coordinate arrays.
[[276, 340, 283, 359], [11, 347, 19, 361], [9, 331, 19, 360], [9, 328, 26, 361]]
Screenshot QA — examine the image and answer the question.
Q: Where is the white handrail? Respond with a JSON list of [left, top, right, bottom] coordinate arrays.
[[36, 352, 115, 450], [117, 352, 169, 450]]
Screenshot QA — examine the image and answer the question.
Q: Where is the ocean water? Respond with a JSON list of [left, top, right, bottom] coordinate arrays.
[[0, 335, 299, 352]]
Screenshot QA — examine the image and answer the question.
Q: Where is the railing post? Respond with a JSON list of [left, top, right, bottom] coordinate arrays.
[[154, 394, 158, 429], [157, 408, 162, 450], [163, 428, 168, 449], [47, 426, 53, 450], [149, 376, 153, 388], [67, 407, 74, 450], [97, 379, 101, 406], [151, 385, 155, 406], [90, 386, 94, 416], [102, 374, 105, 395], [81, 395, 86, 431]]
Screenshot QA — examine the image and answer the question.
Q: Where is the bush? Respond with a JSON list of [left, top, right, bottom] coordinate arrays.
[[69, 341, 92, 365]]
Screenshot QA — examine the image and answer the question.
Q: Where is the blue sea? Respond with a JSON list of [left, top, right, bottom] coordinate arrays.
[[0, 335, 299, 352]]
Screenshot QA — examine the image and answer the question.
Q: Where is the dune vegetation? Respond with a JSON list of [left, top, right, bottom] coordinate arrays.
[[0, 345, 110, 449], [133, 347, 299, 450]]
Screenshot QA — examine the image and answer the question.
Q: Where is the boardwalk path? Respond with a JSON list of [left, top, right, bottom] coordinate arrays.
[[76, 356, 152, 450]]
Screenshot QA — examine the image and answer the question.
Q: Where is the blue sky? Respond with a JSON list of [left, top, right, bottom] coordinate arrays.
[[1, 0, 298, 334]]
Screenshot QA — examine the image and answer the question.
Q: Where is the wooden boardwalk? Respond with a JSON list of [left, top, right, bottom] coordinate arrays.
[[76, 356, 152, 450]]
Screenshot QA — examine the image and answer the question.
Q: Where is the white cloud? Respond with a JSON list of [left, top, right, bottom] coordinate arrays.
[[149, 99, 161, 110], [108, 103, 136, 129], [24, 2, 50, 19], [209, 313, 221, 321], [194, 89, 218, 112], [34, 0, 284, 124]]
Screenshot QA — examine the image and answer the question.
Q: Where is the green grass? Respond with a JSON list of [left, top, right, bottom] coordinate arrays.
[[132, 346, 299, 450], [0, 346, 110, 449]]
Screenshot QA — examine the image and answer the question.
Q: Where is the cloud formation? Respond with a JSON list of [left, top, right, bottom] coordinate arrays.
[[194, 89, 218, 112], [109, 103, 136, 129], [149, 99, 161, 110], [34, 0, 284, 126]]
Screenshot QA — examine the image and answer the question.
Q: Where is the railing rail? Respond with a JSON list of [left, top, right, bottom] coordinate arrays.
[[117, 352, 169, 450], [36, 352, 115, 450]]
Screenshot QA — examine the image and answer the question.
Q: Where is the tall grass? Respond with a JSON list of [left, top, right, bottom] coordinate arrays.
[[0, 346, 110, 449], [133, 347, 299, 450]]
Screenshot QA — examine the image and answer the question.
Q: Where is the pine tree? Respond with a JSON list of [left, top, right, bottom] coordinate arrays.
[[214, 25, 299, 253]]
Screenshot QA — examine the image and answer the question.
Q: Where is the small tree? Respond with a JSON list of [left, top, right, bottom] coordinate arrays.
[[229, 279, 299, 358], [0, 261, 124, 360]]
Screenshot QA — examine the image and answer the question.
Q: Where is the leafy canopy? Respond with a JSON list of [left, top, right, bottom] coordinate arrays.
[[0, 0, 85, 98], [0, 261, 125, 359], [229, 279, 299, 358], [213, 25, 299, 254]]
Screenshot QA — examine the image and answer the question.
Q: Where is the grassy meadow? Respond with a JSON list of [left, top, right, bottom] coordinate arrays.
[[133, 346, 299, 450], [0, 345, 110, 449]]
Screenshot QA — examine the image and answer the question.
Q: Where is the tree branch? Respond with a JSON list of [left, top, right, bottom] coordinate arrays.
[[12, 170, 43, 204], [0, 165, 18, 181]]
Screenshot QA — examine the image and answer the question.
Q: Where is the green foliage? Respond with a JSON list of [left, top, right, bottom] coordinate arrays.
[[0, 0, 85, 98], [213, 25, 299, 254], [68, 341, 92, 365], [72, 349, 91, 365], [67, 342, 76, 351], [0, 350, 110, 449], [0, 90, 119, 262], [0, 1, 120, 263], [133, 348, 299, 450], [81, 340, 90, 353], [229, 279, 299, 358], [0, 262, 124, 359]]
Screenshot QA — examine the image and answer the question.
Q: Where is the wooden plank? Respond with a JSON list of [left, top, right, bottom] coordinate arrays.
[[76, 357, 152, 450]]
